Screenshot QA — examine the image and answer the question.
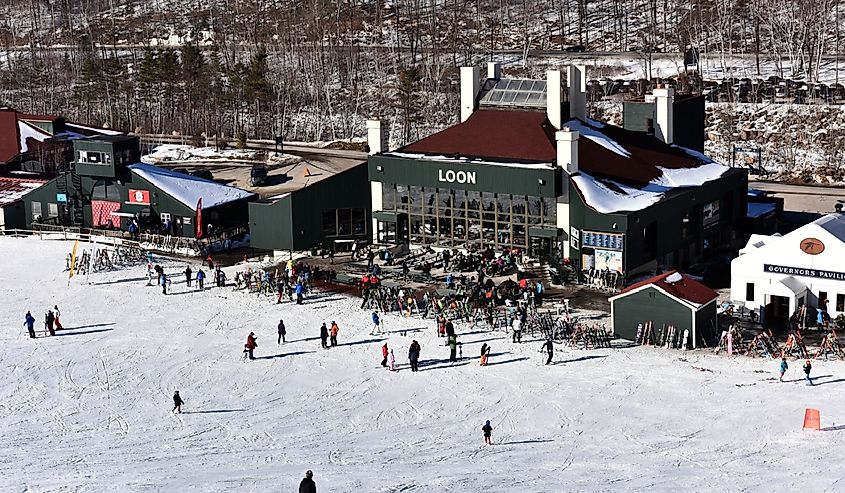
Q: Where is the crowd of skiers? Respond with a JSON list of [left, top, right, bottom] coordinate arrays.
[[23, 305, 64, 338]]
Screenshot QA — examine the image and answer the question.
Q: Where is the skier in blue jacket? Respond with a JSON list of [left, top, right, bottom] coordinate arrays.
[[779, 357, 788, 382], [371, 311, 381, 335], [23, 311, 36, 339], [196, 268, 205, 290], [295, 281, 304, 304]]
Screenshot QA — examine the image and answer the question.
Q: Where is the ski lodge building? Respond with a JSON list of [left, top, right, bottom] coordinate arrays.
[[20, 136, 256, 236], [366, 63, 748, 278], [731, 213, 845, 326]]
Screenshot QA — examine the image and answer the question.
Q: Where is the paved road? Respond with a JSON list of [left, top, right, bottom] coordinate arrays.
[[750, 179, 845, 214]]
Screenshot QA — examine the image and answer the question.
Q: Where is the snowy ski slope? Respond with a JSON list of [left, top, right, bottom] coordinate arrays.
[[1, 237, 843, 492]]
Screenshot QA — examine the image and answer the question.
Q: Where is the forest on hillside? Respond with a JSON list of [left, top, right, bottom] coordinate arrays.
[[1, 1, 843, 144]]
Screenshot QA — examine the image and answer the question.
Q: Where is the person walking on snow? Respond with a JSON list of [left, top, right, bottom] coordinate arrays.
[[381, 343, 389, 367], [44, 310, 56, 336], [244, 332, 258, 360], [482, 420, 493, 445], [320, 323, 329, 349], [512, 317, 522, 343], [160, 272, 168, 294], [185, 266, 192, 287], [448, 334, 458, 362], [299, 470, 316, 493], [277, 319, 286, 344], [329, 321, 339, 347], [803, 359, 814, 386], [53, 305, 63, 330], [371, 311, 381, 335], [541, 338, 555, 365], [388, 349, 396, 371], [172, 390, 184, 413], [24, 311, 36, 339], [779, 357, 788, 382], [295, 281, 304, 304], [196, 268, 205, 290], [408, 340, 421, 372]]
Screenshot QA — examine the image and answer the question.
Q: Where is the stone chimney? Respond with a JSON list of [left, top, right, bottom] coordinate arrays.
[[487, 62, 501, 80], [556, 127, 579, 174], [653, 87, 674, 144], [567, 65, 587, 121], [460, 66, 481, 123], [546, 70, 562, 129], [366, 120, 388, 155]]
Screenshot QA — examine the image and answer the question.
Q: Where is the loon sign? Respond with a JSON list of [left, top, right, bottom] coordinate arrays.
[[438, 169, 476, 185]]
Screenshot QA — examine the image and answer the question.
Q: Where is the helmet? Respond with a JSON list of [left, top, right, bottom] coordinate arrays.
[[305, 470, 313, 477]]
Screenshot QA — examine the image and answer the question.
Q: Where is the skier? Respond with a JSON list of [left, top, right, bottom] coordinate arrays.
[[160, 272, 168, 295], [512, 317, 522, 343], [23, 311, 36, 339], [277, 319, 286, 344], [371, 311, 381, 335], [408, 340, 421, 372], [541, 338, 554, 365], [380, 343, 389, 367], [244, 332, 258, 360], [185, 265, 192, 287], [295, 281, 304, 304], [320, 323, 329, 349], [803, 359, 814, 386], [480, 343, 490, 366], [779, 357, 788, 382], [196, 268, 205, 290], [45, 310, 56, 336], [329, 321, 339, 347], [172, 390, 184, 413], [388, 348, 396, 371], [206, 254, 214, 271], [448, 334, 458, 362], [53, 305, 63, 330], [299, 470, 316, 493], [481, 420, 493, 445]]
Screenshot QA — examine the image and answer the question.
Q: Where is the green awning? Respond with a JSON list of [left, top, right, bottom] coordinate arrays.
[[372, 210, 401, 222], [528, 226, 561, 239]]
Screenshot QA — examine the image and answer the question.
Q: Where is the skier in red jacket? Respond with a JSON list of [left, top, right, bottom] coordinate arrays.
[[380, 343, 389, 367], [244, 332, 258, 360]]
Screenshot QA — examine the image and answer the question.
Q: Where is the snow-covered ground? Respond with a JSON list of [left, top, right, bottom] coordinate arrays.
[[1, 237, 844, 492], [141, 144, 301, 166]]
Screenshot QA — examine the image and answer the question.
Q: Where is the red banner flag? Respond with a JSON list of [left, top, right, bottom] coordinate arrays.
[[195, 198, 203, 239]]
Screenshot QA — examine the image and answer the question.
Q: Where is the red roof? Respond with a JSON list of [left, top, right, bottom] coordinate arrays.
[[399, 109, 707, 187], [17, 112, 62, 122], [0, 110, 21, 164], [0, 176, 47, 207], [617, 270, 717, 306]]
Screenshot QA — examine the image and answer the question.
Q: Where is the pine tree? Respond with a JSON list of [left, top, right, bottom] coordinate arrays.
[[395, 66, 424, 145]]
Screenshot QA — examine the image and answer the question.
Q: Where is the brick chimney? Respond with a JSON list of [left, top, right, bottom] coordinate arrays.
[[556, 127, 579, 174], [460, 66, 481, 123]]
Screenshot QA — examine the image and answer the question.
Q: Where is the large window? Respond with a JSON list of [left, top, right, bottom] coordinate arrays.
[[31, 201, 42, 221], [379, 183, 556, 249], [47, 203, 59, 218], [323, 208, 367, 237]]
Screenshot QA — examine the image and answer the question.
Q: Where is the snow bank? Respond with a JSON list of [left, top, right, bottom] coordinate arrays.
[[141, 144, 301, 166]]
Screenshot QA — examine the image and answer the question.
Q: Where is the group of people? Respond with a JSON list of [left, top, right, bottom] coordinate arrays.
[[779, 357, 815, 385], [378, 340, 421, 372], [23, 305, 63, 338]]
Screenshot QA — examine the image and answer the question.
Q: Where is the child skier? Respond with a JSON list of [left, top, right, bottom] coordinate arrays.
[[480, 343, 491, 366], [779, 357, 788, 382], [172, 391, 184, 413], [482, 420, 493, 445], [388, 349, 396, 371], [803, 359, 814, 386]]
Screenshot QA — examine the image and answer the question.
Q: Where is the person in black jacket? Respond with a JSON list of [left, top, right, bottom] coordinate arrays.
[[299, 470, 316, 493], [319, 323, 329, 349], [482, 420, 493, 445], [541, 338, 554, 365], [172, 391, 184, 413], [278, 319, 286, 344], [184, 266, 192, 287]]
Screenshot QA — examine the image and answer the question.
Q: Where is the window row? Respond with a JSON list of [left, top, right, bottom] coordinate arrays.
[[408, 215, 530, 249], [322, 208, 367, 237]]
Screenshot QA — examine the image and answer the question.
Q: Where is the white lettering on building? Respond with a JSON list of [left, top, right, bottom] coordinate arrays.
[[438, 169, 476, 185]]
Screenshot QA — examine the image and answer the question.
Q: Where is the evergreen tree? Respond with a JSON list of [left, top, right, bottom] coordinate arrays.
[[395, 66, 424, 144]]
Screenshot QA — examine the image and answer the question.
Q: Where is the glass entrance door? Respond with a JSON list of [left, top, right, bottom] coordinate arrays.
[[376, 221, 397, 245], [529, 237, 552, 258]]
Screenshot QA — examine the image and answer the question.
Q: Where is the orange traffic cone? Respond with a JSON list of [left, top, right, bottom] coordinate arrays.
[[303, 167, 311, 177], [803, 408, 821, 430]]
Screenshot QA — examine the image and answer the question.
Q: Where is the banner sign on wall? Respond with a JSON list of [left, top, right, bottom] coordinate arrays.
[[128, 189, 150, 205]]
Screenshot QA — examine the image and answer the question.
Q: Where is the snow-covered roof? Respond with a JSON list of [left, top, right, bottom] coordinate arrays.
[[128, 163, 256, 210], [0, 177, 46, 207], [65, 122, 123, 136], [18, 120, 51, 153], [815, 213, 845, 242]]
